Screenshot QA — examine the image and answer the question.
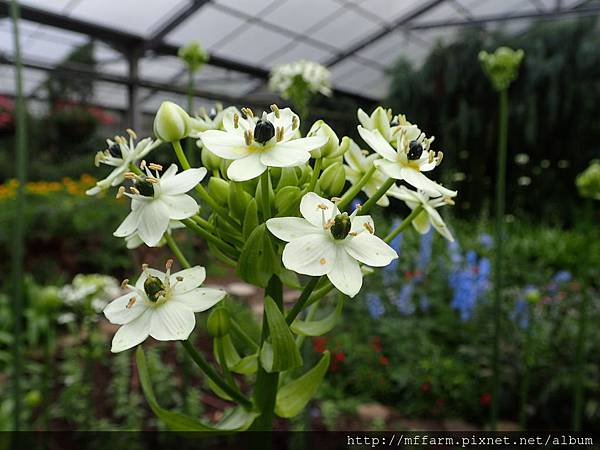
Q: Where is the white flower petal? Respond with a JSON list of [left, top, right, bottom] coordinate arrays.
[[174, 287, 225, 312], [160, 168, 206, 195], [412, 210, 432, 234], [425, 205, 454, 242], [344, 232, 398, 267], [357, 108, 373, 129], [149, 302, 196, 341], [400, 167, 457, 197], [160, 194, 199, 220], [357, 126, 397, 161], [260, 144, 310, 168], [266, 217, 320, 242], [104, 290, 149, 325], [227, 153, 267, 181], [327, 248, 362, 298], [171, 266, 206, 293], [282, 233, 336, 276], [137, 201, 171, 247], [201, 130, 250, 160], [373, 159, 403, 180], [114, 211, 140, 238], [350, 215, 375, 234], [299, 192, 340, 228], [276, 135, 328, 152], [160, 163, 179, 181], [110, 309, 152, 353]]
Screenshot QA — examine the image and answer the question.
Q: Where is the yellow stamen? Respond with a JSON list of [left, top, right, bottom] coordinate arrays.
[[126, 297, 137, 309], [233, 113, 239, 128], [148, 163, 163, 171], [363, 222, 374, 234], [116, 186, 126, 199], [244, 129, 254, 146], [130, 187, 141, 195], [120, 278, 129, 289], [241, 107, 254, 118], [436, 151, 444, 166], [270, 104, 280, 118], [126, 128, 137, 140]]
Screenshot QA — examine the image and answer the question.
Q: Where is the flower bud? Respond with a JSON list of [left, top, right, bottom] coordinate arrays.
[[525, 288, 541, 304], [200, 145, 223, 171], [319, 162, 346, 197], [153, 101, 190, 142], [207, 307, 231, 338], [228, 181, 252, 220], [322, 155, 343, 170], [276, 167, 299, 190], [178, 41, 209, 73], [208, 177, 230, 206], [372, 107, 391, 140], [307, 120, 339, 158], [275, 186, 302, 217], [479, 47, 524, 91]]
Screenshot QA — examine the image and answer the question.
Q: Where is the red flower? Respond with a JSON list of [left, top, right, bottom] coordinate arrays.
[[480, 392, 492, 406], [313, 337, 328, 353], [335, 351, 346, 362], [378, 356, 389, 366], [371, 336, 382, 353], [420, 382, 431, 393], [330, 351, 345, 372], [435, 398, 445, 407]]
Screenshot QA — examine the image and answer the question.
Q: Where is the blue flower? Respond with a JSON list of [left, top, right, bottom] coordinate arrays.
[[552, 270, 572, 284], [449, 247, 490, 321], [366, 293, 385, 319], [416, 229, 433, 272], [420, 294, 430, 312], [447, 240, 462, 265], [393, 282, 416, 315], [511, 298, 529, 329], [479, 233, 494, 249]]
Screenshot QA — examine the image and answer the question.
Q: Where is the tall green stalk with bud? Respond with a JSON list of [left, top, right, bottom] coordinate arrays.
[[479, 46, 524, 431], [84, 65, 461, 436]]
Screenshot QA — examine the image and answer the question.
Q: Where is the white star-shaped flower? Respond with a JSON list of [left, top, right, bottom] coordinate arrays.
[[393, 186, 455, 242], [189, 105, 239, 137], [86, 130, 161, 196], [343, 137, 403, 207], [113, 163, 206, 247], [358, 125, 456, 198], [266, 193, 398, 297], [104, 261, 225, 352], [200, 107, 327, 181]]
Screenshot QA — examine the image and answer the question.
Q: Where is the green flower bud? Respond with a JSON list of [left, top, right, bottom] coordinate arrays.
[[319, 162, 346, 197], [24, 390, 42, 408], [178, 41, 209, 73], [144, 275, 164, 303], [330, 212, 351, 240], [275, 186, 302, 217], [525, 288, 541, 304], [337, 136, 352, 157], [200, 145, 223, 171], [206, 307, 231, 338], [276, 167, 299, 190], [37, 286, 61, 311], [576, 160, 600, 200], [228, 181, 252, 220], [208, 177, 230, 206], [322, 154, 343, 169], [479, 47, 524, 91], [153, 101, 190, 142], [372, 106, 391, 139], [307, 120, 340, 158]]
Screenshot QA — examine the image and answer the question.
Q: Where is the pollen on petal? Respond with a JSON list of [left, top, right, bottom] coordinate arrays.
[[320, 257, 327, 265], [363, 222, 374, 234], [126, 297, 137, 309]]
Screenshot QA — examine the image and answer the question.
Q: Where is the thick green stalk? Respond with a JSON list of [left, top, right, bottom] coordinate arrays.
[[337, 165, 377, 210], [285, 276, 321, 325], [181, 218, 239, 258], [164, 233, 190, 268], [519, 309, 534, 430], [251, 276, 283, 433], [186, 69, 195, 166], [9, 0, 26, 430], [172, 140, 239, 228], [572, 293, 589, 431], [43, 318, 54, 430], [307, 158, 322, 193], [358, 178, 395, 216], [384, 205, 424, 243], [180, 340, 252, 409], [261, 170, 271, 221], [491, 88, 508, 430]]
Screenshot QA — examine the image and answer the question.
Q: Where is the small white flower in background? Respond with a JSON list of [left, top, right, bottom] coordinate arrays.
[[266, 193, 398, 297], [189, 104, 238, 136], [124, 220, 185, 249], [86, 129, 160, 196], [113, 163, 206, 247], [269, 60, 332, 98], [357, 107, 421, 144], [104, 260, 226, 353], [60, 274, 121, 313], [358, 124, 457, 198], [392, 186, 455, 242], [200, 106, 327, 181], [343, 137, 403, 207]]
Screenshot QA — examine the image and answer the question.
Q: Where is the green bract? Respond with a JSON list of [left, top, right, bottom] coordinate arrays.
[[479, 47, 524, 91]]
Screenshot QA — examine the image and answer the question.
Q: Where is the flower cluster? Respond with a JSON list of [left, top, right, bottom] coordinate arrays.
[[269, 60, 332, 99], [448, 244, 491, 321], [0, 174, 97, 199]]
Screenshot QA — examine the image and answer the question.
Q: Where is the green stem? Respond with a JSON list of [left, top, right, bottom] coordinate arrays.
[[519, 310, 534, 430], [295, 298, 321, 349], [491, 88, 508, 431], [260, 170, 271, 221], [186, 69, 195, 166], [384, 205, 424, 243], [230, 318, 259, 352], [307, 158, 322, 193], [192, 215, 244, 247], [358, 178, 395, 216], [337, 165, 377, 210], [172, 140, 239, 228], [251, 276, 283, 432], [192, 215, 217, 234], [285, 276, 321, 325], [164, 233, 190, 268], [572, 293, 589, 431], [10, 0, 26, 430], [181, 218, 239, 258], [43, 318, 54, 430], [128, 163, 144, 176], [180, 340, 252, 409], [216, 337, 236, 388]]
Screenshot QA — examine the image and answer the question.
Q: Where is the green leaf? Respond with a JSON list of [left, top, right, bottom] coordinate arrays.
[[274, 186, 302, 217], [242, 199, 258, 240], [231, 354, 258, 374], [136, 347, 257, 432], [213, 335, 241, 368], [275, 351, 331, 418], [207, 378, 233, 402], [261, 297, 303, 373], [228, 180, 252, 221], [291, 296, 344, 336], [237, 224, 276, 288]]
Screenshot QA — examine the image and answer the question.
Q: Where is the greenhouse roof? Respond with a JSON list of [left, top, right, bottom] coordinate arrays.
[[0, 0, 598, 114]]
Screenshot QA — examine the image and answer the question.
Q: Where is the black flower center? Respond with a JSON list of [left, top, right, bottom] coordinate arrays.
[[144, 275, 164, 302], [407, 140, 423, 160], [135, 177, 155, 197], [108, 143, 122, 158], [330, 212, 352, 240], [254, 119, 275, 144]]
